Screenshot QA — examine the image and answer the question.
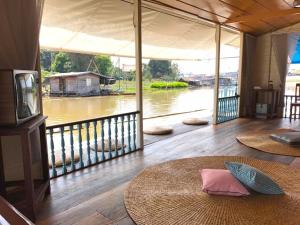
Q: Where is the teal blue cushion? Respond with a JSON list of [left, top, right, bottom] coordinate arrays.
[[225, 162, 284, 195]]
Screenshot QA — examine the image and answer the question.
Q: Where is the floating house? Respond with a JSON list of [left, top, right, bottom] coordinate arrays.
[[48, 72, 116, 96], [179, 76, 233, 86]]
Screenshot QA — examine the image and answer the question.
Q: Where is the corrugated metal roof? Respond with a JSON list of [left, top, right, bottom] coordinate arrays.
[[50, 71, 113, 79]]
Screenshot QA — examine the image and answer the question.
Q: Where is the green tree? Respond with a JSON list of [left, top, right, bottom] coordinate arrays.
[[40, 50, 58, 71], [126, 70, 136, 81], [143, 64, 152, 81], [148, 60, 171, 79], [167, 63, 179, 81], [69, 53, 92, 72], [51, 52, 72, 73], [111, 67, 123, 80], [41, 70, 51, 81], [40, 50, 52, 71], [94, 55, 113, 75]]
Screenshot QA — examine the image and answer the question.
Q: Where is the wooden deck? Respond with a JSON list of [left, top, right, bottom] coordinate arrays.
[[37, 118, 300, 225]]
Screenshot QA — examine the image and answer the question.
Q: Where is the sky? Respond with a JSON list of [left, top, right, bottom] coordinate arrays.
[[111, 44, 240, 76]]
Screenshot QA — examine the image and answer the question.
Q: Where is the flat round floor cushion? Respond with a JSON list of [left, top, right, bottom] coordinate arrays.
[[270, 132, 300, 146], [91, 139, 125, 152], [49, 150, 80, 168], [183, 118, 208, 125], [143, 126, 173, 135]]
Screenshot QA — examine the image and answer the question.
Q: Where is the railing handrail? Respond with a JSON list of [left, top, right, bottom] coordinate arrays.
[[47, 111, 140, 129], [0, 196, 33, 225], [218, 95, 240, 100], [284, 94, 299, 97]]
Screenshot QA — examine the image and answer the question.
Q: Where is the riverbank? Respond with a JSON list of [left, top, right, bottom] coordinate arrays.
[[111, 80, 188, 94], [285, 75, 300, 94], [150, 81, 188, 88]]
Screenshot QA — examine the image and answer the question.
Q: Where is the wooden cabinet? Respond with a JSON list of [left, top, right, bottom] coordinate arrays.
[[252, 89, 279, 119], [0, 116, 50, 222]]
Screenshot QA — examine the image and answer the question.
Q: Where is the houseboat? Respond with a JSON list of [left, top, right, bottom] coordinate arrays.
[[48, 72, 116, 96]]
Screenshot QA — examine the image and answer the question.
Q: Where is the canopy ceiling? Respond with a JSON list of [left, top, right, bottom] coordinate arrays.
[[40, 0, 240, 60]]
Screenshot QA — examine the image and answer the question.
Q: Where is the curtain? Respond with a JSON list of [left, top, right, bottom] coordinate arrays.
[[0, 0, 44, 70], [270, 34, 288, 117], [239, 34, 257, 117]]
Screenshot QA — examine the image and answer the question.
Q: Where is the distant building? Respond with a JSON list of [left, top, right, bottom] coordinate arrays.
[[179, 76, 233, 86], [48, 71, 116, 96]]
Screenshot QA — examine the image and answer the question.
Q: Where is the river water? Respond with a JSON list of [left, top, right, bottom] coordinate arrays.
[[43, 87, 215, 126]]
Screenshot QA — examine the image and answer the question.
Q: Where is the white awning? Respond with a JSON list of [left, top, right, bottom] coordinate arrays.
[[40, 0, 240, 60]]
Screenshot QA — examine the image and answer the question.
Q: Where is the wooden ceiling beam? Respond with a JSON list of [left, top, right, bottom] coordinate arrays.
[[225, 8, 300, 24]]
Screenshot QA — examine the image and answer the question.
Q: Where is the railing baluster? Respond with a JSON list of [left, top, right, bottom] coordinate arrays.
[[100, 119, 105, 161], [220, 99, 223, 123], [284, 96, 287, 118], [46, 111, 141, 178], [229, 98, 232, 119], [114, 117, 118, 157], [93, 121, 99, 163], [220, 98, 223, 121], [78, 124, 84, 168], [235, 97, 238, 118], [133, 113, 137, 150], [60, 127, 67, 174], [224, 99, 226, 121], [108, 118, 112, 159], [217, 96, 239, 124], [228, 98, 231, 120], [70, 125, 75, 171], [231, 98, 233, 119], [217, 100, 220, 123], [121, 115, 125, 155], [127, 114, 132, 152], [49, 128, 57, 177], [282, 95, 300, 119], [86, 122, 92, 165]]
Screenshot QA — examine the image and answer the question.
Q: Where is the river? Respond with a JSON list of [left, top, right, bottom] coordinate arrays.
[[43, 87, 215, 126]]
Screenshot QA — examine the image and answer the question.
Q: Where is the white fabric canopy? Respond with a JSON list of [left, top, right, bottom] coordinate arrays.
[[40, 0, 240, 60]]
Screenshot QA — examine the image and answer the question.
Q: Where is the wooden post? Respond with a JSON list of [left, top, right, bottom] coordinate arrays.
[[237, 32, 244, 117], [134, 0, 144, 150], [213, 25, 221, 125]]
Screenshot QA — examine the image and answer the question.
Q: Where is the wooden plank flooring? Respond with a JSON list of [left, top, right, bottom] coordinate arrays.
[[37, 118, 300, 225]]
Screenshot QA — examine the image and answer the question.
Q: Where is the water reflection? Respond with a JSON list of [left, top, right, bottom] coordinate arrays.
[[43, 87, 215, 126]]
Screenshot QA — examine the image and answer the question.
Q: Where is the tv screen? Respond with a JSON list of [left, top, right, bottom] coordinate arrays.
[[15, 73, 39, 119]]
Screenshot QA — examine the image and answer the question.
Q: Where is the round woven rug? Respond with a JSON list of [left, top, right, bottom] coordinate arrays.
[[124, 156, 300, 225], [236, 128, 300, 157]]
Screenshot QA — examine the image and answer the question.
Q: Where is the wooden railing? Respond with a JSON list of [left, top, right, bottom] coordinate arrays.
[[46, 111, 140, 178], [217, 95, 239, 123], [0, 196, 33, 225], [283, 95, 298, 119]]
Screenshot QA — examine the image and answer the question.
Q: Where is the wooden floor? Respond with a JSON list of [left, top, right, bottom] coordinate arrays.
[[37, 118, 300, 225]]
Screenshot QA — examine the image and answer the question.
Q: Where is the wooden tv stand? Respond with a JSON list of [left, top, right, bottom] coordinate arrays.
[[0, 116, 50, 222]]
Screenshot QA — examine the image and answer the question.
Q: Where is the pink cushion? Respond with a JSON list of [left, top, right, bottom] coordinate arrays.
[[200, 169, 250, 196]]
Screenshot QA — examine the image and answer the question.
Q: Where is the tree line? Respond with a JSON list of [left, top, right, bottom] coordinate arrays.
[[40, 50, 179, 81]]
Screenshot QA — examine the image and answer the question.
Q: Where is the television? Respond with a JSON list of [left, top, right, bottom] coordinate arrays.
[[0, 69, 40, 126]]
